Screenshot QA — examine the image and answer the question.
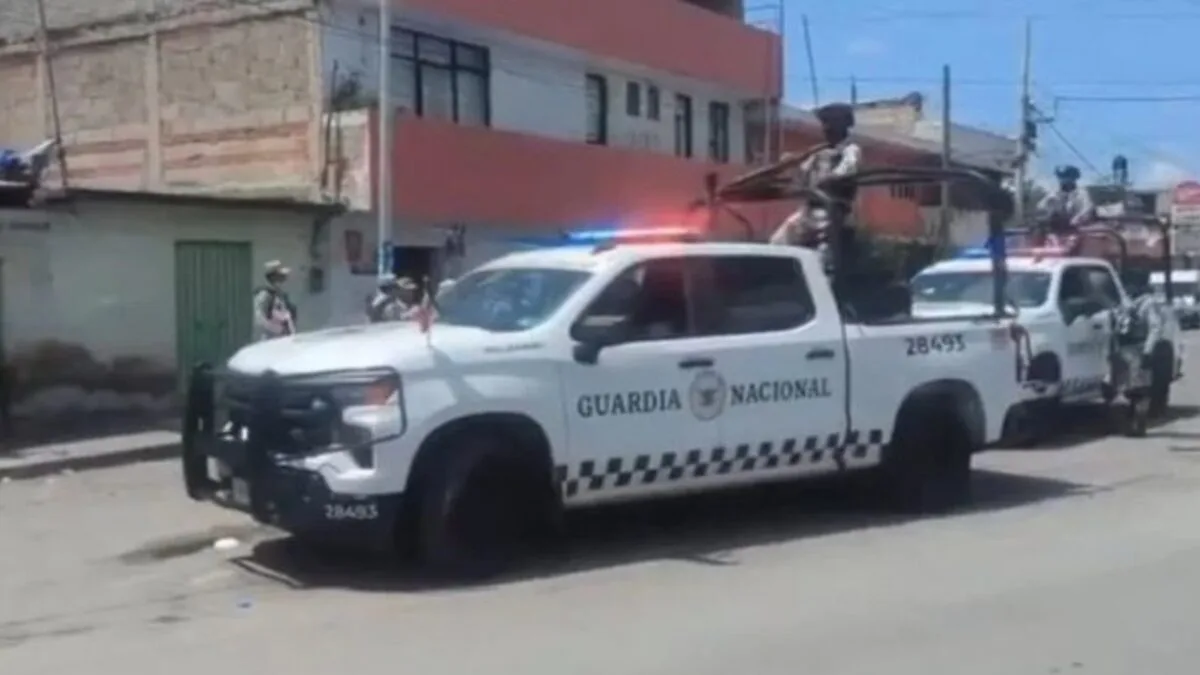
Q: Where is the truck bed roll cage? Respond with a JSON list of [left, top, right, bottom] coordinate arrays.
[[1018, 213, 1174, 302], [696, 161, 1014, 317]]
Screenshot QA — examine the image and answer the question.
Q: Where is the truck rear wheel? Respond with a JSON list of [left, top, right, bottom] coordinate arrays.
[[879, 405, 974, 513], [415, 435, 544, 581]]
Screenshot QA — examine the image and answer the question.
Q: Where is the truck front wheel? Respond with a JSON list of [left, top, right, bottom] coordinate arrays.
[[415, 435, 546, 581], [879, 404, 974, 513]]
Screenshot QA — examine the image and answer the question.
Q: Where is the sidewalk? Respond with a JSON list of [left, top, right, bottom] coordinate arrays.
[[0, 429, 181, 480]]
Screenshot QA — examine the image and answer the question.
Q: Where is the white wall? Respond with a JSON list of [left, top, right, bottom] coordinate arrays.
[[0, 202, 324, 415], [320, 0, 749, 161]]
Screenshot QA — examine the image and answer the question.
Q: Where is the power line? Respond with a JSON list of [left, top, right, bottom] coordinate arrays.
[[833, 75, 1200, 88], [1043, 121, 1103, 176], [802, 10, 1200, 22], [1056, 94, 1200, 103]]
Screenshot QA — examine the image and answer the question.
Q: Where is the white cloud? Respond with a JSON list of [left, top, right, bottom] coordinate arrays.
[[845, 37, 886, 57], [1138, 159, 1192, 188]]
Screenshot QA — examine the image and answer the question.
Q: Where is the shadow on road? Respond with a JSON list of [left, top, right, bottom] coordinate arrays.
[[1018, 404, 1200, 451], [232, 467, 1091, 593]]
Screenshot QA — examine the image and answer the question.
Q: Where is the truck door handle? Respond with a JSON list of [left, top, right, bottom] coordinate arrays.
[[678, 357, 714, 369], [806, 348, 835, 360]]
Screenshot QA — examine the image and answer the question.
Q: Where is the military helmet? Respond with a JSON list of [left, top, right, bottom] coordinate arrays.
[[815, 102, 855, 130], [1055, 165, 1081, 181]]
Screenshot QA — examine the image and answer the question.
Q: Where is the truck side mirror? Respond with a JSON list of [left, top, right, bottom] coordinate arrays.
[[570, 316, 627, 365]]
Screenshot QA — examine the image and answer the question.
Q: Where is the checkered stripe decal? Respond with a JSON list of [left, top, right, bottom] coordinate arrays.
[[555, 429, 887, 497]]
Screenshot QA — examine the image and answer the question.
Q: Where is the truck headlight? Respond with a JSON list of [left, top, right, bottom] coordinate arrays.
[[291, 370, 406, 455]]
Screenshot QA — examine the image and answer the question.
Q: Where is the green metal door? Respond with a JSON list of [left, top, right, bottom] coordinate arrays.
[[174, 241, 253, 381]]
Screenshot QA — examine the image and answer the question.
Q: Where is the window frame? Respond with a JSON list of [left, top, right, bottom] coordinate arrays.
[[646, 84, 661, 121], [625, 81, 642, 117], [674, 93, 694, 158], [389, 26, 491, 126], [585, 73, 609, 145], [708, 101, 730, 163]]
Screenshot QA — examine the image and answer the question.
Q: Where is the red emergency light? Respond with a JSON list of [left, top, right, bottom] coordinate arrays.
[[1008, 245, 1071, 260]]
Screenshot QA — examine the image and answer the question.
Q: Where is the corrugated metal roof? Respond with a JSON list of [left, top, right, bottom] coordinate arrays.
[[0, 0, 283, 45]]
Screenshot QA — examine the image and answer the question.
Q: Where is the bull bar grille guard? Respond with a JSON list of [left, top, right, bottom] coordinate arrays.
[[182, 364, 341, 521]]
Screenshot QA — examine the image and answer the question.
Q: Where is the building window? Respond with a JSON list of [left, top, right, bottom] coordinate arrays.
[[708, 101, 730, 162], [626, 81, 642, 117], [390, 27, 490, 126], [646, 85, 661, 121], [585, 74, 608, 145], [890, 184, 917, 201], [674, 93, 693, 158]]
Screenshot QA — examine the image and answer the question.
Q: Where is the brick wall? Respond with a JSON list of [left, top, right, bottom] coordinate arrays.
[[0, 7, 321, 196]]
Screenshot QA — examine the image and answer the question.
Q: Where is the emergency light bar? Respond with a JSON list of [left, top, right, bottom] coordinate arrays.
[[956, 245, 1070, 260], [509, 226, 702, 249]]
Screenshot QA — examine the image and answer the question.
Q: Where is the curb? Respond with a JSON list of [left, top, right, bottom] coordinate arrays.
[[0, 442, 181, 481]]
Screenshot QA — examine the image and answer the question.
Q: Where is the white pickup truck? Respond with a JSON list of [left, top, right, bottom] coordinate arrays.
[[912, 251, 1183, 427], [183, 237, 1031, 578]]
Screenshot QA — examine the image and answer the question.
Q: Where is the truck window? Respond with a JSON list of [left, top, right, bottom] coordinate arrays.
[[1058, 268, 1089, 304], [693, 255, 815, 335], [576, 258, 691, 341], [1081, 265, 1122, 308]]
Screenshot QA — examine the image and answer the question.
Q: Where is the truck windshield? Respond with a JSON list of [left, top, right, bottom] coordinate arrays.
[[434, 267, 591, 332], [911, 270, 1052, 308]]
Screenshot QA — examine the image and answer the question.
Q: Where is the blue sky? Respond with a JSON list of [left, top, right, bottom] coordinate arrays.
[[760, 0, 1200, 188]]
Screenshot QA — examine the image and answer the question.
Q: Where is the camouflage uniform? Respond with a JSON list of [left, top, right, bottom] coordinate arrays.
[[253, 261, 297, 341], [769, 103, 862, 259], [366, 275, 414, 323]]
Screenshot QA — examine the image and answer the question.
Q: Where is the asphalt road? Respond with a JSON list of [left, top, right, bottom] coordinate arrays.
[[6, 346, 1200, 674]]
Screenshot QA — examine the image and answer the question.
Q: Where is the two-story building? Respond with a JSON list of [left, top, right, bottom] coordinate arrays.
[[0, 0, 793, 416]]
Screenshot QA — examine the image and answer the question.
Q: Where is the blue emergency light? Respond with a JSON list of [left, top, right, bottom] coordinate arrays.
[[955, 246, 993, 259], [508, 226, 699, 250]]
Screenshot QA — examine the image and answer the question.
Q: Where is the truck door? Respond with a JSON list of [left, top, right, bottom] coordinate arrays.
[[687, 253, 849, 482], [1057, 266, 1109, 399], [559, 257, 722, 505]]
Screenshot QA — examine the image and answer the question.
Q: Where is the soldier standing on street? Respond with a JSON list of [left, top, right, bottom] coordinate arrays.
[[253, 260, 297, 341], [769, 102, 862, 252]]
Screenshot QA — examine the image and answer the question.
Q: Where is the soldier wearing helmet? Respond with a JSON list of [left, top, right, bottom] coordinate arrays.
[[1038, 164, 1094, 229], [769, 102, 862, 256]]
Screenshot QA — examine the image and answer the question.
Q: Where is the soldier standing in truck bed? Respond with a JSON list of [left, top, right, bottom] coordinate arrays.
[[769, 102, 862, 252]]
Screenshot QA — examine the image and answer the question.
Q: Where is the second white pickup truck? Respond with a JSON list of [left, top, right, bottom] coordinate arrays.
[[912, 250, 1183, 425]]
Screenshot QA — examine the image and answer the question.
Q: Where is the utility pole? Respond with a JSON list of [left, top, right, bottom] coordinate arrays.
[[850, 76, 858, 105], [938, 64, 952, 249], [35, 0, 68, 188], [1013, 18, 1033, 226], [376, 0, 394, 276], [801, 14, 819, 106]]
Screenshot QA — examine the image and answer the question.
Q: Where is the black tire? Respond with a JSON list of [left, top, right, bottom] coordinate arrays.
[[415, 434, 544, 581], [878, 404, 974, 513], [1149, 343, 1173, 417]]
